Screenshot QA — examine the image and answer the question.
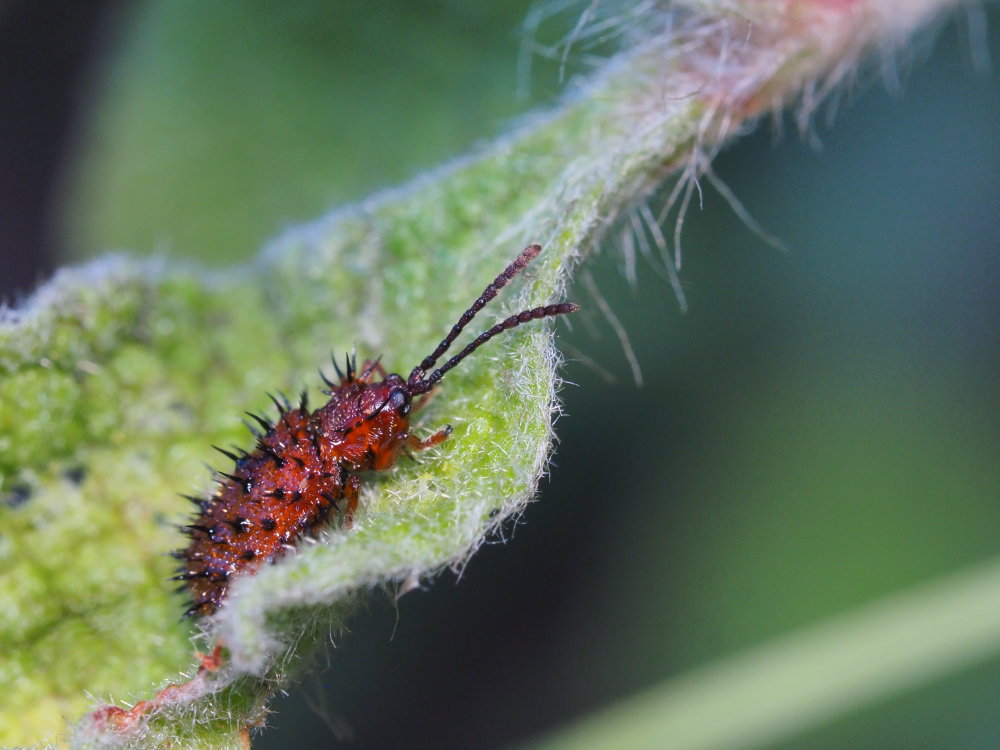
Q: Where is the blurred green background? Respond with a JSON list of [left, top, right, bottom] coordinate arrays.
[[2, 1, 999, 748]]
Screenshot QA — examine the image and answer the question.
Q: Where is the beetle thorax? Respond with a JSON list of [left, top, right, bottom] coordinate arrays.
[[315, 376, 413, 472]]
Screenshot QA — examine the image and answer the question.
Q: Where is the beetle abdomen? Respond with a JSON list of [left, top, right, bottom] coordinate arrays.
[[176, 405, 345, 617]]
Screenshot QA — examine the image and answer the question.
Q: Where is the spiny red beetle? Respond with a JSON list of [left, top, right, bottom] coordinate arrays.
[[174, 244, 577, 617]]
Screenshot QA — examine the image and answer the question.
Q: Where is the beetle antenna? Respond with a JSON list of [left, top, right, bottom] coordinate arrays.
[[418, 303, 578, 391], [408, 244, 578, 393]]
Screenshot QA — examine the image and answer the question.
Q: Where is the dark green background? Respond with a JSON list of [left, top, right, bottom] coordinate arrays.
[[3, 2, 999, 748]]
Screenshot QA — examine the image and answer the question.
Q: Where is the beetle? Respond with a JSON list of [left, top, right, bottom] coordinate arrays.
[[173, 244, 577, 617]]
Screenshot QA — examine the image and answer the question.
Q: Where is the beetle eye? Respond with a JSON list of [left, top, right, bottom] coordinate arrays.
[[389, 388, 409, 415]]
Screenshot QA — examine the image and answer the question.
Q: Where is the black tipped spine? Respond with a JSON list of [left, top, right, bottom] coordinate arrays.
[[332, 354, 345, 382], [242, 419, 264, 440], [246, 411, 272, 433], [180, 493, 208, 510], [212, 445, 240, 463], [255, 440, 284, 466], [266, 392, 287, 416]]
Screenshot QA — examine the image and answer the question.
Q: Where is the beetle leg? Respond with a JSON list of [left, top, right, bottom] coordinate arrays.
[[407, 425, 453, 452], [342, 474, 362, 529]]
